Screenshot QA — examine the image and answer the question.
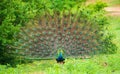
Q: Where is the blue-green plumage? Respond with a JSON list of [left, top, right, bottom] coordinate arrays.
[[56, 51, 65, 63]]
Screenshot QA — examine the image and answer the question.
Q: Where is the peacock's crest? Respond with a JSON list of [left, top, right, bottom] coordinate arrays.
[[13, 11, 103, 59]]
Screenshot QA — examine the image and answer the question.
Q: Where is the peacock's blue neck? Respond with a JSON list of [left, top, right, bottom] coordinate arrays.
[[58, 52, 63, 58]]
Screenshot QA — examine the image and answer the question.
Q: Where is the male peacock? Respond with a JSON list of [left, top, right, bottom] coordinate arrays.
[[13, 11, 103, 60], [56, 49, 65, 64]]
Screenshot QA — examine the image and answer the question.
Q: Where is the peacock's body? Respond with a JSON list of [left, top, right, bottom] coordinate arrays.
[[13, 11, 103, 59], [56, 49, 65, 63]]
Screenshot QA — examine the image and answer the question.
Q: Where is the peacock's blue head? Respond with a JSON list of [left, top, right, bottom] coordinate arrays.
[[57, 48, 64, 55]]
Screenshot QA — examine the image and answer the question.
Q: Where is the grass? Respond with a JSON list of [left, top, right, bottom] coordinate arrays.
[[0, 54, 120, 74]]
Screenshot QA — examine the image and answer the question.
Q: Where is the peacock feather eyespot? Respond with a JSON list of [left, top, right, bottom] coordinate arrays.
[[33, 39, 38, 43], [62, 34, 65, 37], [58, 37, 61, 40], [58, 31, 61, 34], [67, 32, 71, 35], [76, 36, 79, 39], [65, 38, 69, 41], [42, 31, 46, 35], [36, 33, 40, 37], [63, 27, 67, 31], [32, 28, 37, 31], [79, 32, 83, 34]]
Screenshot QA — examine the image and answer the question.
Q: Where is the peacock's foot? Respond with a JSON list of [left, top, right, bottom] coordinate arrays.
[[57, 61, 65, 64]]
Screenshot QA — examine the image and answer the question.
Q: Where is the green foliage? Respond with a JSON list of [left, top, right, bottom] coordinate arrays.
[[79, 1, 107, 25], [79, 2, 117, 54], [101, 35, 117, 54], [0, 0, 37, 65], [108, 16, 120, 53]]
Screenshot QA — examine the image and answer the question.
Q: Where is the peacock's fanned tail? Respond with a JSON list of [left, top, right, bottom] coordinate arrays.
[[13, 12, 103, 59]]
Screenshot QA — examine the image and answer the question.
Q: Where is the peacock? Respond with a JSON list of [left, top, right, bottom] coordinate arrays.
[[13, 11, 104, 61], [56, 49, 65, 64]]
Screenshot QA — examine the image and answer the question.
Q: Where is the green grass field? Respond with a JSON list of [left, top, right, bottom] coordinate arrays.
[[0, 54, 120, 74]]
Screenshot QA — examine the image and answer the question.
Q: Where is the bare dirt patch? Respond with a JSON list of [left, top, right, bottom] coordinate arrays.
[[105, 6, 120, 16]]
